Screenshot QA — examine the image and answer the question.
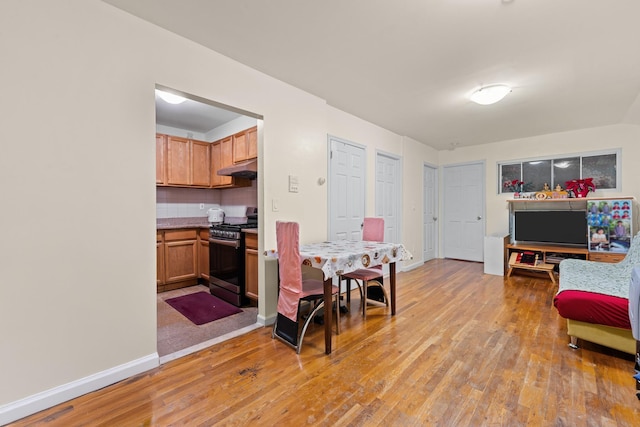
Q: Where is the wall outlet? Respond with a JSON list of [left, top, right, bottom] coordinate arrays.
[[199, 203, 205, 210]]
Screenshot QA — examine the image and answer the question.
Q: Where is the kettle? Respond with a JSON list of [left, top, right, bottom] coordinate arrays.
[[207, 207, 224, 224]]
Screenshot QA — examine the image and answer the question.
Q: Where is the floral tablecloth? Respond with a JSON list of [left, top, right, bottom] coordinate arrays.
[[266, 240, 413, 280]]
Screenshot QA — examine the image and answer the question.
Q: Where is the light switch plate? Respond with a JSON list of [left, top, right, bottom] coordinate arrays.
[[289, 175, 299, 193]]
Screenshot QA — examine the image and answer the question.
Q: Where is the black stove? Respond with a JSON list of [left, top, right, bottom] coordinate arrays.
[[209, 222, 257, 240], [208, 207, 257, 306]]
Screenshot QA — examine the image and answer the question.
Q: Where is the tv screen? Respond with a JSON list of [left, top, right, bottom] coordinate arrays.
[[514, 210, 588, 246]]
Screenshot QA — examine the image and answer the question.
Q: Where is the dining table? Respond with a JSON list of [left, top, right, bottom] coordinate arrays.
[[268, 240, 413, 354]]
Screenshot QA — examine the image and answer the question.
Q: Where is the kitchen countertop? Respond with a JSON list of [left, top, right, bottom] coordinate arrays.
[[157, 217, 210, 230]]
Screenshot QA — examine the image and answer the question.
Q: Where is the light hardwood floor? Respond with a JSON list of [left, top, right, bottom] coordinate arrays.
[[9, 259, 640, 426]]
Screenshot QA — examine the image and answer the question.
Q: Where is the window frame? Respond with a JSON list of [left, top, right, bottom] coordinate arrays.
[[497, 149, 621, 194]]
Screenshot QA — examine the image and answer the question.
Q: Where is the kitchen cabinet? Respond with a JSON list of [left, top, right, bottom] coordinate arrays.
[[161, 134, 211, 187], [211, 137, 233, 187], [198, 228, 210, 281], [163, 229, 198, 287], [211, 136, 251, 188], [156, 231, 164, 286], [191, 140, 211, 187], [245, 232, 258, 301], [157, 128, 254, 189], [233, 126, 257, 164], [166, 136, 191, 185], [157, 227, 210, 292], [156, 134, 166, 184]]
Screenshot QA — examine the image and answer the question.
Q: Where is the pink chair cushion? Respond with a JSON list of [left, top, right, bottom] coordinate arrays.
[[301, 279, 339, 298], [342, 267, 383, 281], [342, 217, 384, 280], [276, 221, 303, 321], [362, 217, 384, 242], [276, 221, 339, 321]]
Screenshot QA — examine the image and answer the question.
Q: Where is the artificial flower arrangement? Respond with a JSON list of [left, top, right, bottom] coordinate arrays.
[[565, 178, 596, 198], [503, 179, 525, 194]]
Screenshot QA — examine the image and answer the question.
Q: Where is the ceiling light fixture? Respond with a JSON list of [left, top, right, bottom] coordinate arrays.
[[470, 84, 511, 105], [155, 89, 187, 105]]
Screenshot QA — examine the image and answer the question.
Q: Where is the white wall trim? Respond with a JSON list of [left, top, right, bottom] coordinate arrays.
[[0, 353, 159, 425]]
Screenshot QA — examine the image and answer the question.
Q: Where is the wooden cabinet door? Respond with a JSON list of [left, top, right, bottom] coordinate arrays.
[[233, 130, 248, 163], [232, 126, 258, 163], [198, 229, 209, 281], [164, 230, 198, 283], [211, 137, 233, 187], [156, 134, 166, 185], [245, 233, 258, 300], [210, 141, 223, 187], [166, 136, 190, 185], [245, 248, 258, 300], [247, 126, 258, 160], [156, 232, 164, 287], [191, 140, 211, 186]]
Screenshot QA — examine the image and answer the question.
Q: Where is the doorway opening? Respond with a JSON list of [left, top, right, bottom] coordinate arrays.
[[154, 85, 262, 361]]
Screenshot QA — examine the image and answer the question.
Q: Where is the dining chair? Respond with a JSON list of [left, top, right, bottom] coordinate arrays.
[[272, 221, 340, 353], [341, 217, 389, 318]]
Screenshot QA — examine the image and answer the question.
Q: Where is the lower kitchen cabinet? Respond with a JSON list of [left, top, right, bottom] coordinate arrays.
[[245, 232, 258, 300], [198, 229, 210, 282], [158, 229, 198, 292], [156, 232, 164, 286], [156, 227, 212, 292]]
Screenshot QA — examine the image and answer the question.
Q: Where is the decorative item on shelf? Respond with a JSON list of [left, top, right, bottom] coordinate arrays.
[[551, 184, 569, 199], [535, 182, 557, 200], [565, 178, 596, 198], [503, 179, 525, 198]]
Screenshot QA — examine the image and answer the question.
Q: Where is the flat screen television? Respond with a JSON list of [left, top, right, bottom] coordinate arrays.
[[514, 210, 588, 246]]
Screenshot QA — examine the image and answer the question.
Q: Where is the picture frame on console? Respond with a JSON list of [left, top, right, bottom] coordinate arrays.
[[587, 199, 633, 253]]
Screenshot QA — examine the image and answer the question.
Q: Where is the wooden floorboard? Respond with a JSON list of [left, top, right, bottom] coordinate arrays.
[[8, 259, 640, 426]]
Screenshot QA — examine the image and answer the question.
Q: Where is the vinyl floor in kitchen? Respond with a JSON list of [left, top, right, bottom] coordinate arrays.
[[157, 284, 258, 358]]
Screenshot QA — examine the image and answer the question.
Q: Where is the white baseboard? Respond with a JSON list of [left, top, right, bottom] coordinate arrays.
[[0, 353, 159, 426], [258, 313, 276, 326]]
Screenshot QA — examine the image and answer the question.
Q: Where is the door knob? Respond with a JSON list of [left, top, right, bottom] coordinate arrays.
[[433, 217, 438, 221], [477, 216, 482, 220]]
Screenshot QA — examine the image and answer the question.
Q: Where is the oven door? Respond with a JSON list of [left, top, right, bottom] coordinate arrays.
[[208, 237, 243, 306]]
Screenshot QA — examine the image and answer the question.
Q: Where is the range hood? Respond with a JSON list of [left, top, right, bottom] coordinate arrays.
[[217, 158, 257, 179]]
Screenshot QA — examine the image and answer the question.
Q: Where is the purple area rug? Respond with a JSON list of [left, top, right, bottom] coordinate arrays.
[[165, 292, 242, 325]]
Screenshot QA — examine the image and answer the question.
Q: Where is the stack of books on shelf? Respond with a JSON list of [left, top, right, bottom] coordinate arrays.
[[516, 251, 538, 265]]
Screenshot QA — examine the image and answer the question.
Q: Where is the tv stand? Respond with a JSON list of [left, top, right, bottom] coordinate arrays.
[[506, 252, 556, 283], [505, 243, 589, 278]]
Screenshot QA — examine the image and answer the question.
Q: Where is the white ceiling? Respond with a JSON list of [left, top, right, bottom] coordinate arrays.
[[155, 90, 244, 134], [106, 0, 640, 150]]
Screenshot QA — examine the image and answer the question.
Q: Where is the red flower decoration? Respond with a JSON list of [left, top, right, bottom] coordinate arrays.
[[565, 178, 595, 198], [503, 179, 524, 192]]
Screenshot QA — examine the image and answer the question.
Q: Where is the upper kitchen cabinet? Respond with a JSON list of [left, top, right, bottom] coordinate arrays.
[[233, 126, 258, 164], [211, 137, 232, 187], [211, 136, 251, 188], [191, 140, 211, 187], [156, 134, 166, 184], [166, 136, 190, 185], [160, 134, 211, 188]]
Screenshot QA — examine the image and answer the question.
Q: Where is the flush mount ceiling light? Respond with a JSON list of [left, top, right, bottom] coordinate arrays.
[[470, 84, 511, 105], [155, 89, 187, 104]]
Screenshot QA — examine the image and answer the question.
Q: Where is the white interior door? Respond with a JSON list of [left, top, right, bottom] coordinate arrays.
[[423, 164, 437, 261], [375, 152, 401, 243], [329, 136, 365, 241], [443, 162, 485, 262]]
